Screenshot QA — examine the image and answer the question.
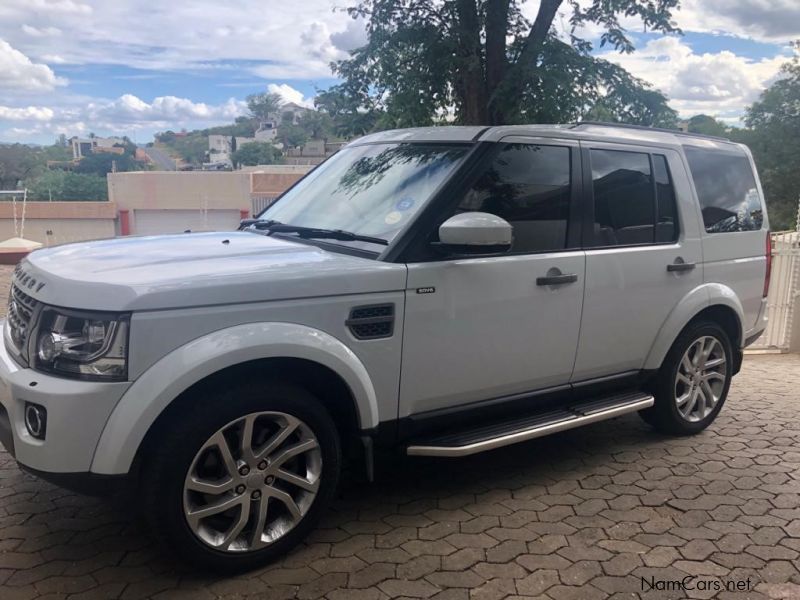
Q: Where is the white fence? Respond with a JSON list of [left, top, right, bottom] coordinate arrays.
[[748, 230, 800, 352], [251, 195, 279, 216]]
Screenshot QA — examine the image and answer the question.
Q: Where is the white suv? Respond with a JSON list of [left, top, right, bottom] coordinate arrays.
[[0, 123, 770, 571]]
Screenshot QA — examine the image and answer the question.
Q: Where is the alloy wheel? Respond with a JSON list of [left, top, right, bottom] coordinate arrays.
[[182, 411, 322, 553], [674, 335, 728, 422]]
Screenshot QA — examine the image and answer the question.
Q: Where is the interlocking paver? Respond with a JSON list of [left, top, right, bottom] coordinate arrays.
[[0, 280, 795, 600]]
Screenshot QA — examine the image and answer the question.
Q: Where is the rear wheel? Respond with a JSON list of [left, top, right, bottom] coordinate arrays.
[[142, 381, 340, 572], [641, 321, 733, 435]]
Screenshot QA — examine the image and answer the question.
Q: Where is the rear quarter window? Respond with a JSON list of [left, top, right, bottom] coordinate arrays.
[[683, 145, 763, 233]]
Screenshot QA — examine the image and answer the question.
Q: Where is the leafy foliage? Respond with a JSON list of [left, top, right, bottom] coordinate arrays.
[[0, 144, 42, 189], [736, 49, 800, 230], [246, 92, 284, 122], [687, 115, 729, 137], [154, 134, 208, 165], [231, 142, 282, 167], [24, 170, 108, 201], [329, 0, 680, 127], [73, 152, 142, 176]]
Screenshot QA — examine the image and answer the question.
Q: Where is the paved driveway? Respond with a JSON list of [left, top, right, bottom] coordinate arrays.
[[1, 352, 799, 599]]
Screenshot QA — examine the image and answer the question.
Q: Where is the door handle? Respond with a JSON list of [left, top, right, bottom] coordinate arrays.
[[536, 273, 578, 286], [667, 262, 696, 272]]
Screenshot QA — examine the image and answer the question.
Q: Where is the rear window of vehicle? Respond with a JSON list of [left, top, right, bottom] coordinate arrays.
[[683, 145, 763, 233]]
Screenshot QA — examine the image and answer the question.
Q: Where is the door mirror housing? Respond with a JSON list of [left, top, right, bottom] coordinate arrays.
[[435, 212, 513, 256]]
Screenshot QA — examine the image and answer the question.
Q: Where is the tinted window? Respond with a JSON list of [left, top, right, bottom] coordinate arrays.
[[455, 144, 570, 253], [590, 149, 654, 246], [653, 155, 679, 243], [683, 145, 763, 233]]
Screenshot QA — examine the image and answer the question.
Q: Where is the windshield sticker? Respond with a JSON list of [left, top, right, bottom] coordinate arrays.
[[396, 197, 415, 211], [384, 211, 403, 225]]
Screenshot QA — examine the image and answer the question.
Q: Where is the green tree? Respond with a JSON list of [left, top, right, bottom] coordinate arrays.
[[738, 48, 800, 230], [297, 110, 334, 140], [74, 152, 140, 176], [278, 121, 309, 149], [0, 144, 41, 189], [231, 142, 282, 167], [315, 86, 381, 138], [24, 170, 108, 201], [246, 92, 284, 122], [687, 114, 728, 137], [331, 0, 680, 127]]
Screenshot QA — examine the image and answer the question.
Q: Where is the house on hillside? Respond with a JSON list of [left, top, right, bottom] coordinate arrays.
[[205, 135, 265, 169], [69, 136, 126, 159]]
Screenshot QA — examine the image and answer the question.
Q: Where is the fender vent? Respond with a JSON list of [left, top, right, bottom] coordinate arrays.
[[347, 304, 395, 340]]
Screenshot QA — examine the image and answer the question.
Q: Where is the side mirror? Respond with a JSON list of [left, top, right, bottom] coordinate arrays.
[[435, 212, 513, 256]]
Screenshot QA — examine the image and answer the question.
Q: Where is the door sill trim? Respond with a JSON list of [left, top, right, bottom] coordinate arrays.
[[406, 394, 653, 457]]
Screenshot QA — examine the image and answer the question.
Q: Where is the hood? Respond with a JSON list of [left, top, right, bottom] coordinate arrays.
[[19, 231, 406, 311]]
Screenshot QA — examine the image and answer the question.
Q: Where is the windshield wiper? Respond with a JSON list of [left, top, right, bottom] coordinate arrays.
[[243, 220, 388, 246]]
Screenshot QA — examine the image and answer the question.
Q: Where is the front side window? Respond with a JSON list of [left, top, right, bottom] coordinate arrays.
[[590, 149, 655, 246], [260, 143, 469, 251], [683, 145, 763, 233], [452, 143, 571, 253]]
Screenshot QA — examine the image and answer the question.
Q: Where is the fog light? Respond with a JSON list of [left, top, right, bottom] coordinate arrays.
[[24, 403, 46, 439]]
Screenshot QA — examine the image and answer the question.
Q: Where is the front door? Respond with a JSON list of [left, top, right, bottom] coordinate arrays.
[[399, 139, 586, 418], [571, 143, 704, 381]]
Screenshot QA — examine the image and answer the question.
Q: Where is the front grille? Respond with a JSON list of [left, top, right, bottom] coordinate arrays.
[[346, 304, 395, 340], [7, 284, 39, 357]]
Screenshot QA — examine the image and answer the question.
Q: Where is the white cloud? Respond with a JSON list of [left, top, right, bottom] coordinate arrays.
[[676, 0, 800, 43], [330, 19, 367, 52], [0, 94, 249, 140], [0, 105, 54, 121], [0, 39, 66, 92], [0, 0, 91, 17], [598, 37, 786, 120], [266, 83, 315, 108], [80, 94, 247, 128], [21, 25, 62, 37], [0, 1, 354, 77]]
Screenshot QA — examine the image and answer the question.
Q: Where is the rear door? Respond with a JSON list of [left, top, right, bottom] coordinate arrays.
[[682, 144, 768, 333], [572, 142, 704, 381]]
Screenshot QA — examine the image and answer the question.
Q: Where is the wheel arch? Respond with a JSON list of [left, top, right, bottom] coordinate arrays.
[[90, 322, 379, 475], [644, 284, 744, 372]]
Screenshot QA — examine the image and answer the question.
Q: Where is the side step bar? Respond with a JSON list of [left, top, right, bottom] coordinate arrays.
[[406, 391, 653, 457]]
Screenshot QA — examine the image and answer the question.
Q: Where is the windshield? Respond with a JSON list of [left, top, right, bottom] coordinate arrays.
[[258, 143, 470, 251]]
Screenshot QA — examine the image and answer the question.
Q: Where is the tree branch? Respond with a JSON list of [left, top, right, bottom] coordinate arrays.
[[485, 0, 511, 122], [490, 0, 564, 122]]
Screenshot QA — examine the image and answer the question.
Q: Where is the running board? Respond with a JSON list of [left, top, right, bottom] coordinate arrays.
[[406, 391, 653, 457]]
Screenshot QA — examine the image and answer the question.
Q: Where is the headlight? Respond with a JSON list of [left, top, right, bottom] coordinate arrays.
[[34, 308, 129, 381]]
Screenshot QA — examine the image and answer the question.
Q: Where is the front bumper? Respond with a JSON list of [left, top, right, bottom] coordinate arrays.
[[0, 320, 131, 475]]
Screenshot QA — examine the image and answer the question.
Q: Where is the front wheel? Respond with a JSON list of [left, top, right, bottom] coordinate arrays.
[[640, 320, 733, 435], [142, 381, 341, 572]]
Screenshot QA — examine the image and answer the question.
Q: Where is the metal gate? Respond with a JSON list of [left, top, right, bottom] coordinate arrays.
[[748, 229, 800, 353]]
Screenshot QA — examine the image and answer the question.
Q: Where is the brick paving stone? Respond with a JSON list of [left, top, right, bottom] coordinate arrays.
[[0, 342, 796, 599], [396, 556, 441, 580]]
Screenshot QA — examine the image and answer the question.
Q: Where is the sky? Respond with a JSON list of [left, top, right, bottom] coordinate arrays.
[[0, 0, 797, 145]]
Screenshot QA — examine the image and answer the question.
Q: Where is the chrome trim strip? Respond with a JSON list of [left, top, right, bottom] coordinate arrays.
[[406, 396, 654, 457]]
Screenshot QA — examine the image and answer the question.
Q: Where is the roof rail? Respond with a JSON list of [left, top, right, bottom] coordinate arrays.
[[571, 121, 731, 143]]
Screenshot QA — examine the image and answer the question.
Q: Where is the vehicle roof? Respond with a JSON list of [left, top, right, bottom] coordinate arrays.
[[350, 123, 744, 153]]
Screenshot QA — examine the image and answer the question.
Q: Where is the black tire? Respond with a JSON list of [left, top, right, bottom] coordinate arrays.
[[142, 380, 341, 573], [640, 320, 733, 435]]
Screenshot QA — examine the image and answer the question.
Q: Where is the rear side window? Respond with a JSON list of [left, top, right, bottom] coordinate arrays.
[[456, 143, 571, 253], [683, 145, 763, 233], [590, 149, 655, 246], [653, 155, 679, 243]]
